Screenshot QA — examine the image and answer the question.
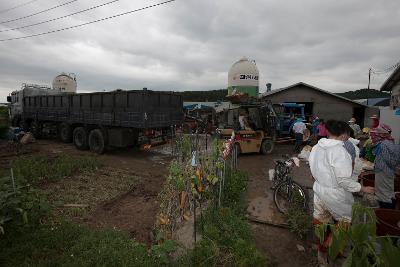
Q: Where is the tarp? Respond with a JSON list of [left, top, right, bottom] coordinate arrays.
[[184, 104, 214, 110]]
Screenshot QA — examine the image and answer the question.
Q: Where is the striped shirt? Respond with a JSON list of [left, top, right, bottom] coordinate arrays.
[[343, 140, 356, 162], [374, 140, 400, 178]]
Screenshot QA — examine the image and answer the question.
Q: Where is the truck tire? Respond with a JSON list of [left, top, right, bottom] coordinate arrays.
[[261, 139, 274, 154], [73, 127, 88, 150], [59, 123, 72, 143], [88, 129, 105, 154], [11, 116, 21, 127]]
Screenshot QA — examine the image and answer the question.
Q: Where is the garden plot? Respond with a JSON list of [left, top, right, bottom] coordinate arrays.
[[0, 139, 172, 245]]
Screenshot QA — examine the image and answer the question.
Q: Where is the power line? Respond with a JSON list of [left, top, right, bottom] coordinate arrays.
[[0, 0, 79, 25], [0, 0, 40, 14], [0, 0, 176, 42], [0, 0, 120, 33]]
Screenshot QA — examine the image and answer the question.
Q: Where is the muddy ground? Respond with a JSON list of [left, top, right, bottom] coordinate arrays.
[[1, 138, 316, 265], [239, 144, 317, 267]]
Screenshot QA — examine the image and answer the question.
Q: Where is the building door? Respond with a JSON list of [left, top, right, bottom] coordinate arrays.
[[353, 107, 365, 128]]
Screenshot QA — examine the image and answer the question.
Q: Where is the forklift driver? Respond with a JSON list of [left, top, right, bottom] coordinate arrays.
[[239, 112, 252, 130]]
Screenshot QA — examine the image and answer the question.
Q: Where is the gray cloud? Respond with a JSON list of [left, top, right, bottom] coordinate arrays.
[[0, 0, 399, 101]]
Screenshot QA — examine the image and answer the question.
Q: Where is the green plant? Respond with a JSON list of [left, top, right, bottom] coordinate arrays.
[[150, 239, 178, 265], [285, 193, 312, 239], [221, 170, 248, 212], [315, 203, 400, 266], [285, 207, 312, 239], [177, 135, 191, 161], [168, 161, 185, 191], [0, 175, 49, 234], [211, 138, 221, 161]]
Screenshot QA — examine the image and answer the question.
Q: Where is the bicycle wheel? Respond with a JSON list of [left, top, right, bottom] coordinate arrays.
[[274, 181, 307, 214]]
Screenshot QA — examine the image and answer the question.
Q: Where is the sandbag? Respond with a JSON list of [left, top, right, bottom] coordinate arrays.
[[20, 132, 35, 144]]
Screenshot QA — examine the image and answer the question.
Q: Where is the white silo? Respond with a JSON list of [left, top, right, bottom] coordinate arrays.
[[227, 57, 259, 97], [52, 73, 77, 93]]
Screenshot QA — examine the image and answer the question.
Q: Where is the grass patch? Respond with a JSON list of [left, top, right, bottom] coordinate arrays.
[[0, 221, 176, 267], [11, 155, 101, 183]]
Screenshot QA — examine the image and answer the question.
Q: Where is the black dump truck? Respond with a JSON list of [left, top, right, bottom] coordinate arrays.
[[10, 89, 183, 153]]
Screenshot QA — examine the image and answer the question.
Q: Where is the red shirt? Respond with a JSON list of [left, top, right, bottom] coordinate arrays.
[[317, 123, 327, 137]]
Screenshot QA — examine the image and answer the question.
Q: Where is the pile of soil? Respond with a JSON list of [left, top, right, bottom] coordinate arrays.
[[86, 172, 165, 245]]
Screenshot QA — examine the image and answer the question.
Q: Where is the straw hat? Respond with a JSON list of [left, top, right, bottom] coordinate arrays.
[[348, 118, 356, 123]]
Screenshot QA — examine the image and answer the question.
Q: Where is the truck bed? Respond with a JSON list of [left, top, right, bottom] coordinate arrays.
[[22, 89, 183, 128]]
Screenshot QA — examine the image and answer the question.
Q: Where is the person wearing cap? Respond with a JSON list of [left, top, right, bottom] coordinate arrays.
[[292, 117, 306, 153], [370, 115, 379, 129], [348, 118, 361, 137]]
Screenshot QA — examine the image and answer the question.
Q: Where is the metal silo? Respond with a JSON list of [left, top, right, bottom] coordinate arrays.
[[52, 73, 77, 93], [227, 57, 259, 97]]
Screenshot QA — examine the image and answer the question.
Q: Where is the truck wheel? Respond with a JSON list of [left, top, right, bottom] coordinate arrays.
[[261, 139, 274, 154], [12, 116, 21, 127], [73, 127, 88, 150], [59, 123, 72, 143], [30, 121, 42, 139], [88, 129, 105, 154]]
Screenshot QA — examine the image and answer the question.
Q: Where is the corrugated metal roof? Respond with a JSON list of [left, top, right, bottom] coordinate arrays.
[[380, 65, 400, 92], [261, 82, 368, 107]]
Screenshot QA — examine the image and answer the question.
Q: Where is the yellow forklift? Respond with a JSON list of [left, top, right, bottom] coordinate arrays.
[[216, 102, 277, 154]]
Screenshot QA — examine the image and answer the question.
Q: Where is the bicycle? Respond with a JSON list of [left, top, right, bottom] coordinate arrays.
[[271, 156, 307, 214]]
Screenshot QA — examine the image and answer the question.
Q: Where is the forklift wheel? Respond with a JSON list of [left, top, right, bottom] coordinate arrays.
[[261, 139, 274, 154]]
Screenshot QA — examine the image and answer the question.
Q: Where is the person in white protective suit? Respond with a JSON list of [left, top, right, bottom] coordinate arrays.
[[309, 120, 374, 267]]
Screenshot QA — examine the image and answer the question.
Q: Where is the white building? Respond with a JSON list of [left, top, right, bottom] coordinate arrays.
[[380, 65, 400, 143]]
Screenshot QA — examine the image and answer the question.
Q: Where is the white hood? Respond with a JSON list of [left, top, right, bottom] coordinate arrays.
[[317, 138, 343, 149]]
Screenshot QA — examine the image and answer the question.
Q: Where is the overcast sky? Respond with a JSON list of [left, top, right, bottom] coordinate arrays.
[[0, 0, 399, 100]]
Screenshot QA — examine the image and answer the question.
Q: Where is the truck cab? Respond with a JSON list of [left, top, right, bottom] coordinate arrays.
[[7, 84, 61, 127]]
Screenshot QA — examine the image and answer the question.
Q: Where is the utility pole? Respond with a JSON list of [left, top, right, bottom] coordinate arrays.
[[367, 67, 372, 106]]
